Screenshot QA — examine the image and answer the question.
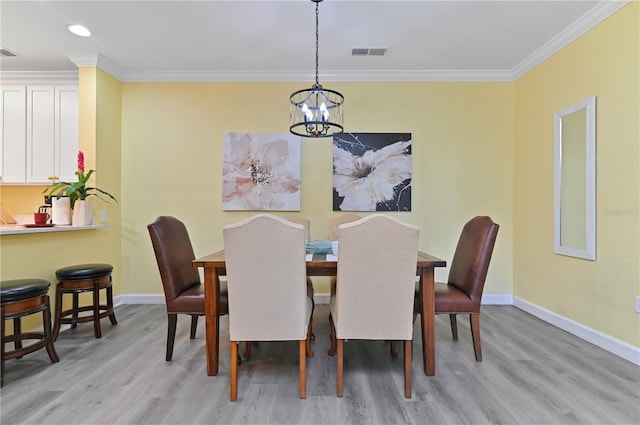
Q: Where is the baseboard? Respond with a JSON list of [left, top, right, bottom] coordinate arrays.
[[115, 294, 165, 305], [481, 294, 513, 305], [116, 293, 639, 365], [513, 296, 640, 366]]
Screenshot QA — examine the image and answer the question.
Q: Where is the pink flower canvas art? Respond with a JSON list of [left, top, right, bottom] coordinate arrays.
[[223, 132, 301, 211]]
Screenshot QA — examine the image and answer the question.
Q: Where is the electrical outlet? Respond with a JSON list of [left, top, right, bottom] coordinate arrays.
[[100, 210, 108, 223], [635, 296, 640, 314]]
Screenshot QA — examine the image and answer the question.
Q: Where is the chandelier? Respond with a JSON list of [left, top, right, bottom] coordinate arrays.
[[290, 0, 344, 138]]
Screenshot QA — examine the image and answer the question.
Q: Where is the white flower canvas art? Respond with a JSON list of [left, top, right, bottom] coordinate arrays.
[[223, 132, 301, 211], [333, 133, 412, 211]]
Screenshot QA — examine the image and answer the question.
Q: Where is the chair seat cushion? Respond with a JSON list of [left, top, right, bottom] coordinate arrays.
[[1, 279, 51, 303], [434, 282, 478, 313], [55, 263, 113, 280], [414, 282, 478, 314], [166, 282, 229, 315]]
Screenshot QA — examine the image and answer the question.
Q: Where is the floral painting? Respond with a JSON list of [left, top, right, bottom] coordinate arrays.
[[223, 132, 301, 211], [333, 132, 412, 211]]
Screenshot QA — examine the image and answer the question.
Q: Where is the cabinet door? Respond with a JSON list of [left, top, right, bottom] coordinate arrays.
[[0, 85, 27, 183], [55, 86, 79, 182], [26, 86, 55, 183]]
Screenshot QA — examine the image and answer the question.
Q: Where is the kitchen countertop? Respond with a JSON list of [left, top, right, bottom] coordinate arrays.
[[0, 224, 108, 235]]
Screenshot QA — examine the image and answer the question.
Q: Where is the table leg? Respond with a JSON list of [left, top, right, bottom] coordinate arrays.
[[204, 268, 220, 376], [420, 267, 436, 376]]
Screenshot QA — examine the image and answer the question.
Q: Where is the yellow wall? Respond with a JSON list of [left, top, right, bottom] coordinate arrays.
[[0, 68, 122, 328], [121, 82, 514, 296], [514, 2, 639, 346]]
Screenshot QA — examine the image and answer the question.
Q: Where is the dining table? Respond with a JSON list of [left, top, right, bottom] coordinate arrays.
[[193, 250, 446, 377]]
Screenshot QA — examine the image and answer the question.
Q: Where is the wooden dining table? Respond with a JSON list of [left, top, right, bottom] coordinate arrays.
[[193, 250, 446, 377]]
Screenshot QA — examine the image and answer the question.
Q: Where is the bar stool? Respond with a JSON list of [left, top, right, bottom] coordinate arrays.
[[1, 279, 59, 386], [52, 263, 117, 340]]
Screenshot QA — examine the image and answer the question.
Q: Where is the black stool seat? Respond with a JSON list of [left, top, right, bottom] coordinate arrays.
[[55, 264, 114, 280], [1, 278, 59, 386], [1, 279, 51, 303], [52, 263, 117, 341]]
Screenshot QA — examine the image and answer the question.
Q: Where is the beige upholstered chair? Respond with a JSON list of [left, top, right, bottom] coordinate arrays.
[[327, 213, 361, 295], [328, 214, 419, 399], [281, 214, 315, 340], [223, 214, 314, 401], [327, 213, 361, 241], [282, 214, 311, 242]]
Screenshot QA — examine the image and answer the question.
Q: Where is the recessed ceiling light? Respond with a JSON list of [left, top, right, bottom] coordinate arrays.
[[67, 24, 91, 37]]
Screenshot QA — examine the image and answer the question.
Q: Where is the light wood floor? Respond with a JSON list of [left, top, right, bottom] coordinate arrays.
[[1, 303, 638, 425]]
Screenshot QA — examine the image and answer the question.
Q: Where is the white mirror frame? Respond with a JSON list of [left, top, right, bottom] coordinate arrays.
[[554, 96, 596, 260]]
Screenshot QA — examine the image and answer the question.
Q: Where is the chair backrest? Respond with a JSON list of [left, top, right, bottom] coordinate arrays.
[[223, 214, 309, 341], [447, 216, 499, 304], [282, 214, 310, 241], [147, 216, 201, 303], [328, 213, 361, 240], [334, 214, 419, 340]]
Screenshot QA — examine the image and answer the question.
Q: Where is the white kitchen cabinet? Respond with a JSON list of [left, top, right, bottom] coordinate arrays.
[[0, 85, 27, 183], [0, 84, 78, 185]]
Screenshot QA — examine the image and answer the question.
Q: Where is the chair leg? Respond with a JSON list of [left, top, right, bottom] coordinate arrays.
[[310, 296, 315, 341], [52, 285, 63, 341], [230, 341, 238, 401], [404, 340, 412, 399], [470, 314, 482, 362], [92, 279, 102, 338], [106, 285, 117, 325], [1, 304, 5, 387], [13, 318, 22, 355], [299, 340, 306, 399], [243, 341, 252, 360], [327, 314, 337, 356], [449, 314, 458, 340], [43, 296, 59, 363], [336, 338, 344, 397], [190, 315, 198, 339], [72, 292, 79, 328], [166, 314, 177, 361], [390, 341, 398, 358], [305, 319, 314, 358]]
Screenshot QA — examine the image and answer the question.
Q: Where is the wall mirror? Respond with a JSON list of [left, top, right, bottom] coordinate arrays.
[[554, 96, 596, 260]]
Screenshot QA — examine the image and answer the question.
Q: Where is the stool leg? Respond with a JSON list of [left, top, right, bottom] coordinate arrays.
[[106, 284, 117, 325], [1, 304, 5, 386], [42, 296, 59, 363], [92, 279, 102, 338], [13, 318, 22, 355], [72, 292, 79, 328], [52, 284, 63, 341]]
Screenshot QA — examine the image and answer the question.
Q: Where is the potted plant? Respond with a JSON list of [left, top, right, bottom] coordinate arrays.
[[44, 151, 117, 226]]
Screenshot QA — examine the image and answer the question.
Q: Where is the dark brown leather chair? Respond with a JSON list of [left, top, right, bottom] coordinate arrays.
[[148, 216, 228, 361], [415, 216, 499, 362]]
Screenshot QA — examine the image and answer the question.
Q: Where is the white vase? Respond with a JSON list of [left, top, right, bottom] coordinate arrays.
[[72, 200, 94, 226], [51, 197, 72, 225]]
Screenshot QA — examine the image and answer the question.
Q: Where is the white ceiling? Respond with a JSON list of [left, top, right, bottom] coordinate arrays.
[[0, 0, 629, 82]]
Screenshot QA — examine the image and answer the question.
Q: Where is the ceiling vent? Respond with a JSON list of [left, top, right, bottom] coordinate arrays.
[[351, 48, 388, 57], [0, 48, 17, 57]]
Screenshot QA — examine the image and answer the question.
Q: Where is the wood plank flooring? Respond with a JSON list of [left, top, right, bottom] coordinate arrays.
[[1, 304, 638, 425]]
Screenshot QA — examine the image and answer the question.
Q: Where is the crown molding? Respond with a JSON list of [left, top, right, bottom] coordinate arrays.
[[0, 71, 78, 84], [67, 53, 124, 81], [512, 0, 630, 79], [118, 68, 515, 83]]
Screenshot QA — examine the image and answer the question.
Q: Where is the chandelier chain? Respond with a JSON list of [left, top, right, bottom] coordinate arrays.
[[315, 1, 319, 85]]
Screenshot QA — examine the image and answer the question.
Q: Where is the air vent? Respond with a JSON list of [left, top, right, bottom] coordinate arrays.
[[351, 48, 388, 57], [0, 48, 17, 57]]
